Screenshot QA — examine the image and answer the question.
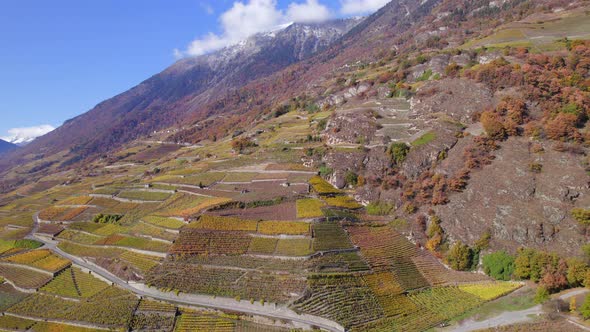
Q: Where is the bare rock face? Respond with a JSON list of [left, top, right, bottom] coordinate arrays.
[[411, 78, 494, 125], [323, 110, 379, 145], [436, 137, 590, 255], [401, 125, 459, 179]]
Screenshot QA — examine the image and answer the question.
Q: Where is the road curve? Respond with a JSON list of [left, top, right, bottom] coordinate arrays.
[[26, 215, 344, 332]]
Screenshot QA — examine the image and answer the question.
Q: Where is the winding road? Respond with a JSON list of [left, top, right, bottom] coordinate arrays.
[[450, 288, 590, 332], [25, 215, 344, 332]]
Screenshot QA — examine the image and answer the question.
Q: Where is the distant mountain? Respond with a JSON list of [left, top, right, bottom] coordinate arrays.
[[5, 18, 362, 168], [0, 139, 17, 155]]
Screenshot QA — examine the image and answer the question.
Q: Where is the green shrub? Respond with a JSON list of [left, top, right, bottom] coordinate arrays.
[[388, 142, 410, 165], [92, 214, 123, 224], [344, 171, 358, 187], [572, 208, 590, 225], [366, 202, 394, 215], [534, 286, 549, 304], [482, 250, 515, 281], [581, 295, 590, 319]]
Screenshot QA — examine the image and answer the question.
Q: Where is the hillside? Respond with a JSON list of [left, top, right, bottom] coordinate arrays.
[[0, 139, 17, 156], [1, 0, 590, 331]]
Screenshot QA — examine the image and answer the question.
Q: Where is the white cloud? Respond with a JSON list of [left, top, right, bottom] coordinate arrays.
[[185, 0, 284, 56], [340, 0, 390, 15], [1, 125, 55, 145], [287, 0, 331, 23], [180, 0, 333, 57]]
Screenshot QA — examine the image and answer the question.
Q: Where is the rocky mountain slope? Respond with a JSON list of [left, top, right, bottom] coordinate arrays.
[[0, 19, 361, 172]]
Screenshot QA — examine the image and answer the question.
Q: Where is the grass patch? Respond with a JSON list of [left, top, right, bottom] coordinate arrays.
[[411, 131, 436, 147]]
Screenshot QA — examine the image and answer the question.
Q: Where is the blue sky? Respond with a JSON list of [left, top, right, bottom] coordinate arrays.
[[0, 0, 388, 142]]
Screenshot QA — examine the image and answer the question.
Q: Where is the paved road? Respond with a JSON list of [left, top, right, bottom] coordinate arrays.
[[450, 288, 590, 332], [26, 216, 344, 332], [450, 305, 542, 332]]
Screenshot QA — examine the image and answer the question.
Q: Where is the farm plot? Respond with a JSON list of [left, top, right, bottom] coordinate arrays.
[[189, 215, 258, 232], [323, 196, 362, 209], [390, 257, 430, 291], [312, 222, 354, 251], [57, 229, 103, 245], [7, 286, 138, 327], [364, 272, 419, 318], [296, 199, 324, 219], [309, 176, 342, 195], [93, 187, 120, 196], [458, 282, 522, 300], [128, 222, 176, 242], [130, 299, 177, 332], [0, 264, 52, 289], [0, 283, 28, 311], [209, 201, 297, 221], [175, 312, 234, 332], [169, 229, 251, 256], [354, 305, 444, 332], [214, 182, 309, 203], [36, 223, 64, 236], [118, 190, 172, 201], [39, 206, 88, 221], [143, 215, 185, 229], [307, 252, 369, 273], [151, 172, 225, 187], [248, 237, 278, 254], [177, 255, 306, 272], [126, 144, 181, 162], [407, 286, 484, 323], [146, 263, 305, 303], [120, 251, 162, 273], [347, 225, 421, 271], [41, 267, 109, 298], [275, 238, 313, 256], [293, 274, 384, 329], [221, 172, 259, 182], [59, 196, 93, 205], [412, 255, 490, 285], [258, 220, 310, 235], [0, 315, 36, 331], [2, 249, 71, 273], [0, 239, 42, 257], [57, 241, 124, 259], [94, 234, 170, 253], [31, 322, 106, 332], [156, 193, 231, 218]]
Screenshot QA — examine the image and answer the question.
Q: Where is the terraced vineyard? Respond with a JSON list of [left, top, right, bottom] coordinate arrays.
[[147, 262, 306, 302], [175, 312, 235, 332], [40, 267, 110, 298], [294, 274, 384, 328], [7, 286, 139, 327], [0, 264, 53, 289]]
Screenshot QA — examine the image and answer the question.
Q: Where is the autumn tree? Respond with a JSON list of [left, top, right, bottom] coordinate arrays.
[[446, 241, 473, 271], [481, 110, 506, 139]]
